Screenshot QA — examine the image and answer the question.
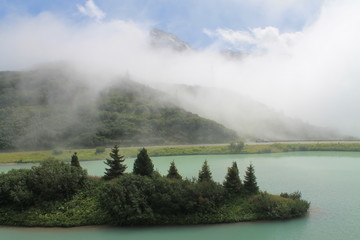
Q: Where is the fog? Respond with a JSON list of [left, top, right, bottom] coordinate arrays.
[[0, 0, 360, 137]]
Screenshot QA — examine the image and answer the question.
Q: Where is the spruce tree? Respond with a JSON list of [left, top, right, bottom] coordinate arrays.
[[103, 145, 126, 180], [167, 161, 182, 180], [71, 152, 80, 167], [243, 163, 259, 194], [198, 160, 213, 182], [133, 148, 154, 176], [223, 161, 242, 194]]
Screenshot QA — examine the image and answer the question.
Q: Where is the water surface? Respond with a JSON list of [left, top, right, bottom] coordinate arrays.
[[1, 151, 359, 240]]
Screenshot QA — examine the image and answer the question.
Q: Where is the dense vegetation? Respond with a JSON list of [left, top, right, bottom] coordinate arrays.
[[0, 147, 310, 227], [0, 69, 237, 150]]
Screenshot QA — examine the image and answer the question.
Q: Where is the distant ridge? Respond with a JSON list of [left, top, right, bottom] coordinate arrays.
[[155, 83, 347, 141], [150, 28, 192, 51]]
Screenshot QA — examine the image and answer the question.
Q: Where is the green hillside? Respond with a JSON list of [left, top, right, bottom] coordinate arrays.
[[0, 69, 237, 150]]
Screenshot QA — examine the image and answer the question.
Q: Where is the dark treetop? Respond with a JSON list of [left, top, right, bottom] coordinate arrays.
[[103, 145, 127, 180], [133, 148, 154, 177]]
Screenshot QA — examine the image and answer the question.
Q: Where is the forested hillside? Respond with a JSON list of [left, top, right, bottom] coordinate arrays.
[[0, 69, 237, 150]]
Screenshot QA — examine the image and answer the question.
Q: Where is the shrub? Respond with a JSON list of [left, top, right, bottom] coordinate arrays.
[[229, 141, 245, 153], [280, 192, 289, 198], [151, 177, 225, 215], [280, 191, 302, 200], [0, 159, 88, 207], [100, 174, 155, 225], [149, 177, 194, 215], [0, 169, 34, 207], [250, 191, 310, 219], [250, 192, 277, 217], [52, 149, 63, 155], [27, 159, 88, 202], [95, 146, 106, 154], [99, 173, 227, 225], [190, 181, 226, 213]]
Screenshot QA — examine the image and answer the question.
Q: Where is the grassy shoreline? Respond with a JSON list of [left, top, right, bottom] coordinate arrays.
[[1, 142, 360, 164]]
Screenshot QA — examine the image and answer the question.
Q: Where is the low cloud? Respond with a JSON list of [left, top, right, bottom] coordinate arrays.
[[0, 0, 360, 136]]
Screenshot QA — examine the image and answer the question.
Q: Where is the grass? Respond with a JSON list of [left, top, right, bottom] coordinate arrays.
[[1, 142, 360, 164], [0, 146, 231, 163]]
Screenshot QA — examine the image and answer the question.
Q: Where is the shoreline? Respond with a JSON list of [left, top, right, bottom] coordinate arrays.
[[0, 213, 309, 230], [1, 142, 360, 164]]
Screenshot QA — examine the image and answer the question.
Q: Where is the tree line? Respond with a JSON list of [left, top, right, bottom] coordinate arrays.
[[0, 145, 309, 226], [101, 145, 259, 195]]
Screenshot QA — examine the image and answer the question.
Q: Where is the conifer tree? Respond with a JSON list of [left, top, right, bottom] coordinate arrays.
[[133, 148, 154, 176], [103, 145, 126, 180], [167, 161, 182, 180], [223, 161, 242, 194], [243, 163, 259, 194], [198, 160, 213, 182], [71, 152, 80, 167]]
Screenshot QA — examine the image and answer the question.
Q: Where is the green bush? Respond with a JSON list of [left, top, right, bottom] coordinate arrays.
[[0, 169, 34, 207], [100, 174, 155, 225], [229, 141, 245, 153], [190, 181, 226, 213], [249, 192, 276, 216], [0, 160, 89, 207], [95, 146, 106, 154], [99, 173, 227, 225], [250, 191, 310, 219], [27, 159, 88, 202], [149, 177, 194, 215], [280, 191, 302, 200], [52, 149, 63, 155]]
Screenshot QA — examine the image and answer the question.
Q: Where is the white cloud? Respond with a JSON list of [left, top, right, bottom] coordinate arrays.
[[205, 26, 303, 54], [77, 0, 106, 22], [0, 0, 360, 136]]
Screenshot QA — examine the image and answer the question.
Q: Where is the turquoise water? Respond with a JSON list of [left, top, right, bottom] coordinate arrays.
[[1, 151, 360, 239]]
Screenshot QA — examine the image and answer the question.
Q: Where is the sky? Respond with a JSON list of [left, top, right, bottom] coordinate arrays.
[[0, 0, 324, 47], [0, 0, 360, 136]]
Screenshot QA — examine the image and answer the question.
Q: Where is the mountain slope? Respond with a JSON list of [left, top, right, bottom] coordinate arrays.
[[155, 84, 344, 141], [150, 28, 192, 51], [0, 69, 237, 150]]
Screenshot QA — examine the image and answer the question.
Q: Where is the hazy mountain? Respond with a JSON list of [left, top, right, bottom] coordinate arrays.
[[150, 28, 244, 60], [0, 29, 349, 151], [155, 83, 346, 141], [150, 28, 192, 51], [147, 29, 345, 140], [0, 68, 237, 150]]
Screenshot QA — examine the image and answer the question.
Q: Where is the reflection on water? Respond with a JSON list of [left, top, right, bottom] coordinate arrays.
[[0, 219, 310, 240]]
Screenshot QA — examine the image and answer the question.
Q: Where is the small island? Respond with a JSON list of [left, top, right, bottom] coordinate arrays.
[[0, 145, 310, 227]]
